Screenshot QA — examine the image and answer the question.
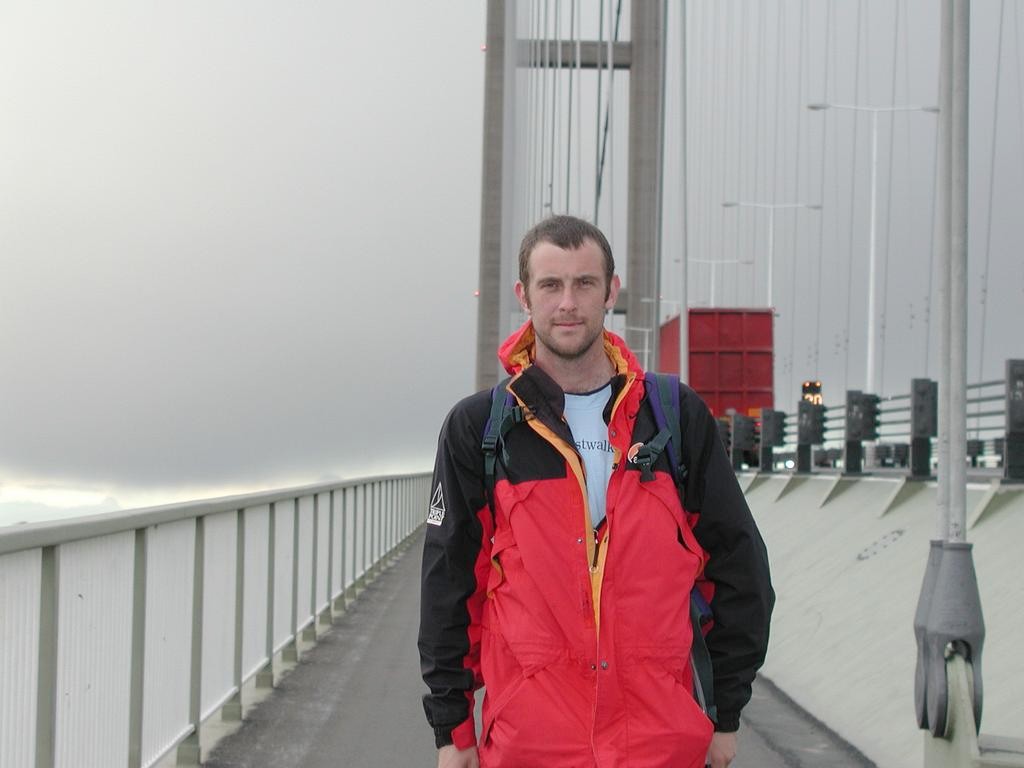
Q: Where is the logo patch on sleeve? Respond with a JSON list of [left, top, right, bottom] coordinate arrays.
[[427, 483, 446, 526]]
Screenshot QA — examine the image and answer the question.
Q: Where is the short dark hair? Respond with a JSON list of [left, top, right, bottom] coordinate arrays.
[[518, 215, 615, 295]]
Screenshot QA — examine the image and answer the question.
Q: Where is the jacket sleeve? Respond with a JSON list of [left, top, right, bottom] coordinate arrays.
[[418, 392, 494, 749], [681, 386, 775, 733]]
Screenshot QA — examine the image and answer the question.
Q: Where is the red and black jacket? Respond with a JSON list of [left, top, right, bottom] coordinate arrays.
[[419, 324, 773, 766]]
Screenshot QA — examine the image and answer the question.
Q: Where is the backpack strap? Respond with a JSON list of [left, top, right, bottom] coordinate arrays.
[[690, 593, 718, 723], [642, 372, 688, 487], [481, 377, 524, 511], [643, 372, 716, 723]]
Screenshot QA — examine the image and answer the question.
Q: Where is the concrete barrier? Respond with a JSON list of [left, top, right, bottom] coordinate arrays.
[[744, 473, 1024, 767]]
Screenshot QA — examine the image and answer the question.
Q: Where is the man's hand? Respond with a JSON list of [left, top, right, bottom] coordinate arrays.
[[437, 744, 479, 768], [706, 730, 737, 768]]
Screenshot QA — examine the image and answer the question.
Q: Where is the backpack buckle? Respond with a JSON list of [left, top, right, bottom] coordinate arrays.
[[631, 445, 657, 483]]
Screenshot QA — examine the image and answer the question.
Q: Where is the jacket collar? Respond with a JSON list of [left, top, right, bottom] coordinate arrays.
[[499, 320, 642, 432]]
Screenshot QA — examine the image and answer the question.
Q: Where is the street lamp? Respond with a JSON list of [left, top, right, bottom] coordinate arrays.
[[807, 101, 939, 395], [690, 257, 754, 307], [721, 201, 822, 307]]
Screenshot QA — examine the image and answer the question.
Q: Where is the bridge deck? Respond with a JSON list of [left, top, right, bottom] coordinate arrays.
[[203, 532, 872, 768]]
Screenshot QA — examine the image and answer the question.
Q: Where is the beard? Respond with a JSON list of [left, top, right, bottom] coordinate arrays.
[[533, 318, 605, 362]]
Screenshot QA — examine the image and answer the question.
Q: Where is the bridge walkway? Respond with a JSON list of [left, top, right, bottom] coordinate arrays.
[[201, 532, 873, 768]]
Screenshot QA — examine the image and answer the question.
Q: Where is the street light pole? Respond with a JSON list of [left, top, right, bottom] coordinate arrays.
[[807, 102, 938, 395], [721, 201, 822, 308]]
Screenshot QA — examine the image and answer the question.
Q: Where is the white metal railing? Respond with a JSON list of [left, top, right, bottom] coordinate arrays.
[[0, 472, 430, 768]]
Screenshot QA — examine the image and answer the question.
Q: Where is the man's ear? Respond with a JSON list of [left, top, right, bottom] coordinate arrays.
[[514, 281, 531, 314], [605, 274, 621, 311]]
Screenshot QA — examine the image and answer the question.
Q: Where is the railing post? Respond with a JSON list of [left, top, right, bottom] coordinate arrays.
[[323, 491, 336, 626], [223, 509, 246, 721], [128, 529, 149, 768], [36, 546, 59, 768], [303, 495, 318, 641], [177, 518, 205, 764], [256, 502, 276, 689], [360, 485, 368, 592], [284, 499, 300, 661], [339, 488, 352, 608]]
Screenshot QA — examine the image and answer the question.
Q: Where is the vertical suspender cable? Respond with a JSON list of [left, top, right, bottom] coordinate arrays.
[[786, 0, 806, 397], [878, 0, 902, 395], [735, 4, 749, 300], [813, 0, 832, 377], [606, 0, 618, 247], [924, 118, 940, 378], [723, 4, 737, 273], [751, 3, 766, 304], [977, 0, 1007, 417], [593, 0, 623, 232], [655, 0, 668, 334], [924, 0, 942, 378], [552, 0, 561, 213], [594, 0, 605, 222], [769, 2, 784, 371], [575, 0, 582, 213], [1015, 2, 1024, 305], [532, 3, 540, 224], [678, 0, 689, 380], [842, 0, 866, 393], [540, 0, 550, 213], [709, 3, 724, 300], [564, 0, 575, 212]]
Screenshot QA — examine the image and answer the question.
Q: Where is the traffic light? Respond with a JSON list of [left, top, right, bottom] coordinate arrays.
[[862, 393, 881, 440], [732, 415, 756, 451], [798, 400, 826, 445], [845, 390, 864, 441], [846, 391, 881, 441], [761, 409, 786, 447], [802, 380, 823, 405], [911, 379, 938, 439]]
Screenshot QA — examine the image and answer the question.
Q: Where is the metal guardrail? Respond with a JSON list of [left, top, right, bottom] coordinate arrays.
[[0, 471, 430, 768], [759, 364, 1021, 475]]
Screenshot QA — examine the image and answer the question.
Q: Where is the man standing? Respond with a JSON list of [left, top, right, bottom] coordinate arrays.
[[419, 216, 773, 768]]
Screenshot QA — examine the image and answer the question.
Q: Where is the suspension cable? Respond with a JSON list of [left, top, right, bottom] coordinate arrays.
[[813, 0, 833, 377], [593, 0, 623, 227], [978, 0, 1007, 429], [593, 0, 605, 222], [878, 0, 902, 395], [564, 0, 575, 212], [842, 0, 866, 393], [575, 0, 582, 213], [1015, 1, 1024, 306], [606, 0, 618, 247], [551, 0, 561, 213]]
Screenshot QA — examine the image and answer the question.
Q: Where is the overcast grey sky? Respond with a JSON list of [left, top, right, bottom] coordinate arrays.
[[4, 1, 1022, 523], [1, 3, 487, 518]]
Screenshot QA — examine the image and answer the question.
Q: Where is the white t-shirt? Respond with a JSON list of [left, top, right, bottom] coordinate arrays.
[[563, 384, 614, 528]]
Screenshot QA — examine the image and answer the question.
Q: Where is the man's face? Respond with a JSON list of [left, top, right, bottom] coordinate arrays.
[[515, 238, 620, 362]]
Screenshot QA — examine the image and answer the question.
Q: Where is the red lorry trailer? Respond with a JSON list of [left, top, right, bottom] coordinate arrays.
[[658, 308, 774, 418]]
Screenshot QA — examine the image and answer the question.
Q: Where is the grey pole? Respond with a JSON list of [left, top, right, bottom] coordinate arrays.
[[476, 0, 508, 391], [677, 0, 689, 383], [625, 1, 666, 372], [935, 0, 953, 542], [917, 0, 985, 739], [948, 0, 969, 544]]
